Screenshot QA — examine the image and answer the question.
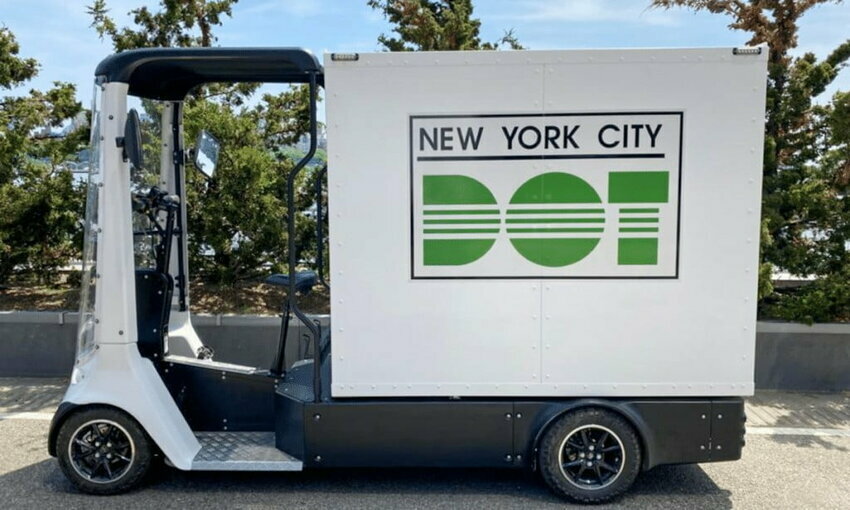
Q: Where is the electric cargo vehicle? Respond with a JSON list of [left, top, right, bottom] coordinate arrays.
[[49, 46, 767, 503]]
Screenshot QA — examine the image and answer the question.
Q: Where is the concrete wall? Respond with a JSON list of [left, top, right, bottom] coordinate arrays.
[[2, 311, 848, 391], [0, 311, 328, 378], [755, 322, 850, 392], [0, 312, 78, 378]]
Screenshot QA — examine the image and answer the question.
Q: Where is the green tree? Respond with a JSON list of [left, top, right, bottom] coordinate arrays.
[[368, 0, 524, 51], [88, 0, 237, 50], [0, 28, 87, 284], [653, 0, 850, 322], [90, 0, 321, 284]]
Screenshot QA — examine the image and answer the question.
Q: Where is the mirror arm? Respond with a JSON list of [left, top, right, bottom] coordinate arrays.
[[115, 136, 128, 161], [175, 148, 186, 167]]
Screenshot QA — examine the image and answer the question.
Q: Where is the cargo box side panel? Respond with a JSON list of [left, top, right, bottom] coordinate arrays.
[[540, 50, 766, 396], [325, 52, 546, 397], [325, 49, 765, 398]]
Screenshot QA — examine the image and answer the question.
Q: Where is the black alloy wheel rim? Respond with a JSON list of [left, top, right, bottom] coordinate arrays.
[[558, 424, 625, 490], [68, 420, 135, 483]]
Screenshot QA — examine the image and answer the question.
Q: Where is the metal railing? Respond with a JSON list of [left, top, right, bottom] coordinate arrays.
[[285, 72, 324, 402]]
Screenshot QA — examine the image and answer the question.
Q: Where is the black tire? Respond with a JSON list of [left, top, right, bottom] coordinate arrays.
[[56, 406, 153, 495], [538, 408, 641, 504]]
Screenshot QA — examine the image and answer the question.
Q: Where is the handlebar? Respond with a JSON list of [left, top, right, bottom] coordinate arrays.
[[132, 186, 180, 213]]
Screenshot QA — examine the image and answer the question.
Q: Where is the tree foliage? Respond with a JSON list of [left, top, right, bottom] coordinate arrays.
[[368, 0, 524, 51], [90, 0, 322, 284], [8, 0, 847, 323], [89, 0, 236, 49], [0, 28, 87, 284], [653, 0, 850, 322]]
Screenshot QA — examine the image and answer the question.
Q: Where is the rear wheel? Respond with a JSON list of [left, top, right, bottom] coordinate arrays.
[[56, 407, 153, 494], [538, 408, 641, 503]]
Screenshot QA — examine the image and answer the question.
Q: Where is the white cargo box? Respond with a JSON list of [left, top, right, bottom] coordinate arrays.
[[325, 47, 767, 398]]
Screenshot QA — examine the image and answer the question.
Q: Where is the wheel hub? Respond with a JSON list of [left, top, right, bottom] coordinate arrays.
[[68, 419, 135, 484], [558, 424, 625, 490]]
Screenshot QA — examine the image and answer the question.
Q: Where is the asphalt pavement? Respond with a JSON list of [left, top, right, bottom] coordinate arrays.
[[1, 378, 848, 509]]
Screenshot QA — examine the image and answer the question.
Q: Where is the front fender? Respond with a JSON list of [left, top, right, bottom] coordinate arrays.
[[47, 402, 79, 457], [60, 344, 200, 469]]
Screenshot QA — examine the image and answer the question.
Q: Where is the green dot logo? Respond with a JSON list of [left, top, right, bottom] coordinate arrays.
[[422, 175, 499, 266], [507, 172, 603, 267]]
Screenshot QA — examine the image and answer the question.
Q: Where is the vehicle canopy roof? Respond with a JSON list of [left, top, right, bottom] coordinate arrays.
[[94, 47, 323, 100]]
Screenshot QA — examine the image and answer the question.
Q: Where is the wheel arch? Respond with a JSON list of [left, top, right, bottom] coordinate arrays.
[[55, 344, 201, 469], [529, 400, 656, 471], [48, 401, 80, 457]]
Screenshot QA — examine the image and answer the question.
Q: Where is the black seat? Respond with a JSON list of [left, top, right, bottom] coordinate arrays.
[[265, 271, 318, 295]]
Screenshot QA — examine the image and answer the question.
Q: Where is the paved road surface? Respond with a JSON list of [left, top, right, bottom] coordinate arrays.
[[1, 379, 848, 509]]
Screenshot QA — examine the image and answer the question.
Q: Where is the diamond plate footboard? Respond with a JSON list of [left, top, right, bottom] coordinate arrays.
[[191, 432, 303, 471]]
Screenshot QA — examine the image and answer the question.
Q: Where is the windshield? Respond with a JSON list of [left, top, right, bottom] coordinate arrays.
[[76, 82, 102, 361]]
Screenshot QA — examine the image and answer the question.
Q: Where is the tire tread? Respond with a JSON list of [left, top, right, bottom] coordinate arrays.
[[538, 407, 642, 504], [56, 406, 153, 495]]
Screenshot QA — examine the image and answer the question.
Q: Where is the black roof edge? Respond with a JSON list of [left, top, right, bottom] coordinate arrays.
[[94, 47, 323, 100]]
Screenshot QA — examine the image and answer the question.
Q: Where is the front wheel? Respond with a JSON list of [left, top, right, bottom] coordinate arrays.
[[56, 407, 153, 495], [538, 408, 641, 503]]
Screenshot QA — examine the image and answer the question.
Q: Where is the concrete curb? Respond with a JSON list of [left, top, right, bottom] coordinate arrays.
[[1, 312, 848, 390]]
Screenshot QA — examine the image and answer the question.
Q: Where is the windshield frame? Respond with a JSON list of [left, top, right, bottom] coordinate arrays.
[[76, 80, 104, 361]]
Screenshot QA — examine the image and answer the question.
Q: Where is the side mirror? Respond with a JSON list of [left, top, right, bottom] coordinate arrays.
[[122, 109, 144, 170], [193, 130, 221, 178]]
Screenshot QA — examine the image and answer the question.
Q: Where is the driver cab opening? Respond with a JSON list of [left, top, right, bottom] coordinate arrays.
[[77, 72, 328, 432]]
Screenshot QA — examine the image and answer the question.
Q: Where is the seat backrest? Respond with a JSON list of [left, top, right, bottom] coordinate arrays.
[[135, 269, 174, 360]]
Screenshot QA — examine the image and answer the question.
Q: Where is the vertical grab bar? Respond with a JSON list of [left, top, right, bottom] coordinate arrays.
[[171, 103, 188, 312], [286, 73, 323, 402]]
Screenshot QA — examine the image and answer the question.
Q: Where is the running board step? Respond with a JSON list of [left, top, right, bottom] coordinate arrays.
[[191, 432, 303, 471]]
